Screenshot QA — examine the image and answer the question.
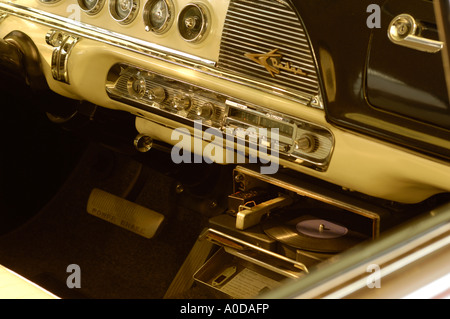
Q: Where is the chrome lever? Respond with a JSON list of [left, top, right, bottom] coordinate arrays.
[[388, 14, 444, 53]]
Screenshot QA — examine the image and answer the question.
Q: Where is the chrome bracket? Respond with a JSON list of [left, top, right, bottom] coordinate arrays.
[[46, 30, 79, 84]]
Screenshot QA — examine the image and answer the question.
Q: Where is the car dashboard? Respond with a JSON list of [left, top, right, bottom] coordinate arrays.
[[0, 0, 449, 299]]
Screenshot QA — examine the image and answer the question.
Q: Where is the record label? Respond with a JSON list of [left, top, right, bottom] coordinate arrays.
[[296, 219, 348, 239]]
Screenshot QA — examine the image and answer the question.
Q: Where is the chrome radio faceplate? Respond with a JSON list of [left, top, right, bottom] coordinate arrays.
[[106, 63, 334, 171], [224, 100, 334, 170]]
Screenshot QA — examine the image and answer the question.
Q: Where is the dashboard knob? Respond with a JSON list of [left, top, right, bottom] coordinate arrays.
[[192, 102, 214, 120], [127, 75, 146, 98], [295, 134, 317, 153], [148, 86, 166, 103], [134, 134, 153, 152], [45, 30, 64, 47], [172, 93, 191, 111], [184, 16, 198, 29]]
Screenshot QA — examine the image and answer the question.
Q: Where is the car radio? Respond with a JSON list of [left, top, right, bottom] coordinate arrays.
[[106, 63, 334, 171]]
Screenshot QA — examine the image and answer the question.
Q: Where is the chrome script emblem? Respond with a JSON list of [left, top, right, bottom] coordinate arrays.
[[244, 49, 307, 78]]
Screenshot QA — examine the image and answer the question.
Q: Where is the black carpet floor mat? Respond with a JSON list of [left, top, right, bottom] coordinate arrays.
[[0, 143, 208, 299]]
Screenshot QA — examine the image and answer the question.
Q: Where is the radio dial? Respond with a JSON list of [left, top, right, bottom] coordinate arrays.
[[295, 134, 317, 153], [198, 102, 214, 120], [172, 93, 191, 111], [148, 86, 166, 103], [127, 75, 146, 98]]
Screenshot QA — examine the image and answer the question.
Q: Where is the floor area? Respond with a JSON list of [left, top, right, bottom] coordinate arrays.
[[0, 142, 215, 298]]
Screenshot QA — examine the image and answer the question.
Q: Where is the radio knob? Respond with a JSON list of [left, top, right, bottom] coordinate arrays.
[[127, 75, 146, 98], [197, 102, 214, 120], [172, 93, 191, 111], [148, 86, 166, 103], [295, 134, 317, 153]]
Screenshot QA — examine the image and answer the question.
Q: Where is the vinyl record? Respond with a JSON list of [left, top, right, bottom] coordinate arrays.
[[262, 213, 367, 253]]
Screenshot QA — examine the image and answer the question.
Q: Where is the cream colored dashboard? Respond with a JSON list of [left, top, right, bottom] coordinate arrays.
[[0, 0, 450, 203], [21, 0, 226, 61]]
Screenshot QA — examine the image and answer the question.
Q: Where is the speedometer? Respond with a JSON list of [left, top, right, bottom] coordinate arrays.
[[143, 0, 174, 34], [78, 0, 105, 15], [109, 0, 139, 24]]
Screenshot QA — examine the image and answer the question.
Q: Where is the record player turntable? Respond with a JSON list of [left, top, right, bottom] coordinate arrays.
[[262, 212, 369, 254], [166, 165, 395, 299]]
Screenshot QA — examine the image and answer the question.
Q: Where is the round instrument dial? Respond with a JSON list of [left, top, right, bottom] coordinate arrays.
[[78, 0, 105, 15], [178, 3, 209, 42], [109, 0, 139, 24], [143, 0, 174, 34]]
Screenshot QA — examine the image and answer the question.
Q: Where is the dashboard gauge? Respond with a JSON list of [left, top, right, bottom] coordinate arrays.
[[78, 0, 105, 15], [109, 0, 139, 24], [178, 3, 209, 42], [143, 0, 174, 34]]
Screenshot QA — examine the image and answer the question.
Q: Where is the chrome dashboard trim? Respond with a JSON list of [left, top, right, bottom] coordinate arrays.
[[218, 0, 323, 108], [47, 30, 80, 83], [0, 1, 216, 67], [38, 0, 62, 3], [0, 1, 321, 107], [106, 63, 334, 171]]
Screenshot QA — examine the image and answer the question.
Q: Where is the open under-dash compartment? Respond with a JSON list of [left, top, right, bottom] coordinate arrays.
[[190, 164, 397, 299], [194, 247, 291, 299], [194, 228, 308, 299]]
